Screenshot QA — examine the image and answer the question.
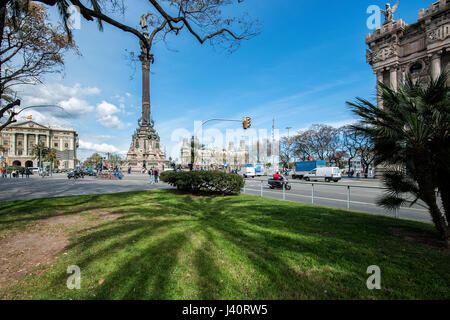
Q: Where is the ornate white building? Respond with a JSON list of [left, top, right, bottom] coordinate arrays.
[[0, 120, 79, 169], [179, 138, 248, 170], [365, 0, 450, 177]]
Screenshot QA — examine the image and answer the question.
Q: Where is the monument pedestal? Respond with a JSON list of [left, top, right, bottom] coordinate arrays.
[[123, 120, 168, 172]]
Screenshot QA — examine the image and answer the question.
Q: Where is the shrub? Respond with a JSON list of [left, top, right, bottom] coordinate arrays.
[[160, 171, 244, 195]]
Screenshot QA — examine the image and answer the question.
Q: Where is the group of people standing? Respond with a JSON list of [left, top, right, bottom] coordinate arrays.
[[1, 167, 31, 179], [148, 168, 159, 184]]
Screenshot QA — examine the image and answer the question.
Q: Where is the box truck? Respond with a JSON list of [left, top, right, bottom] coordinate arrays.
[[244, 163, 266, 177], [292, 160, 327, 179]]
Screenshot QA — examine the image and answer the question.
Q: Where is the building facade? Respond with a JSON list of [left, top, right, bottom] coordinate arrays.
[[366, 0, 450, 103], [179, 138, 249, 171], [0, 120, 79, 169], [365, 0, 450, 177]]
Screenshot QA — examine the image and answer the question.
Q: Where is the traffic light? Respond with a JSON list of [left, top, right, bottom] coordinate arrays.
[[242, 117, 251, 130]]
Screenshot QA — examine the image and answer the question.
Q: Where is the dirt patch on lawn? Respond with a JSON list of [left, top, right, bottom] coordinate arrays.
[[390, 227, 450, 252], [92, 211, 123, 221], [0, 214, 88, 290]]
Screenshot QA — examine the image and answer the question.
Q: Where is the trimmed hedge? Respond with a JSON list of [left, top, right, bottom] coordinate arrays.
[[160, 171, 244, 195]]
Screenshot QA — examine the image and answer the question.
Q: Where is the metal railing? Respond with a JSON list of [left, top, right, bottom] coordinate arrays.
[[242, 179, 430, 220]]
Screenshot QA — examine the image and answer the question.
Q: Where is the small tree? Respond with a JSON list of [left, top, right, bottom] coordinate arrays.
[[347, 74, 450, 247], [84, 152, 102, 167], [279, 136, 294, 170], [292, 125, 342, 162], [355, 130, 375, 178], [342, 126, 359, 172]]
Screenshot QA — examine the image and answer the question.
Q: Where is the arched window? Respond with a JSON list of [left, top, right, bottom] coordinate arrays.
[[410, 62, 423, 74]]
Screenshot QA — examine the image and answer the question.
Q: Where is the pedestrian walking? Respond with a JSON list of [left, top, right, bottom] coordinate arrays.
[[154, 169, 159, 183], [1, 168, 6, 179], [148, 168, 153, 184], [25, 168, 30, 178]]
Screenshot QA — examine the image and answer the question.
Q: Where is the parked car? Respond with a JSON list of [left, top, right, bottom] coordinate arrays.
[[85, 169, 97, 176], [304, 167, 342, 182]]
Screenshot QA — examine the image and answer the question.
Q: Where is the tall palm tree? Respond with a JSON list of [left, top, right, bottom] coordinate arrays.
[[347, 74, 450, 247]]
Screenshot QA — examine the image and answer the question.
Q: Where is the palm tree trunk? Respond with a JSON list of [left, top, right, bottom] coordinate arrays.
[[416, 170, 450, 247], [438, 179, 450, 227]]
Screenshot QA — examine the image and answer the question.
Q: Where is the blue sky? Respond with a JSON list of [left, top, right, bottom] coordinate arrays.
[[17, 0, 434, 161]]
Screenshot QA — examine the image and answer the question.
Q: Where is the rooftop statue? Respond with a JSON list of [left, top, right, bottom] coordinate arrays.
[[382, 0, 400, 24]]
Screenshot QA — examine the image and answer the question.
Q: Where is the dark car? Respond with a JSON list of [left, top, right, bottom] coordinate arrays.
[[86, 169, 97, 176]]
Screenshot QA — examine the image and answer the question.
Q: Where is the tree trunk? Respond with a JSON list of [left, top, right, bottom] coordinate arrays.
[[0, 3, 7, 100]]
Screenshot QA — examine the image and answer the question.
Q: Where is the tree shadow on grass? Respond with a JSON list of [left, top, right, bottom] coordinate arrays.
[[70, 193, 363, 298], [16, 190, 450, 300]]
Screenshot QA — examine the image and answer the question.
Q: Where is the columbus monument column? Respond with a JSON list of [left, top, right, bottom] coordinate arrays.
[[122, 15, 169, 173]]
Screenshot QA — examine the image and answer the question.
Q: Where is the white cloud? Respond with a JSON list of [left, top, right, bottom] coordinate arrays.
[[79, 139, 127, 154], [18, 83, 100, 106], [97, 101, 120, 115], [16, 83, 99, 121], [59, 97, 94, 118], [96, 101, 128, 129]]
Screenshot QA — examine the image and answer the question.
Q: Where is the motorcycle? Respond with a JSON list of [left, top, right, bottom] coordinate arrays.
[[67, 170, 84, 179], [268, 175, 292, 190]]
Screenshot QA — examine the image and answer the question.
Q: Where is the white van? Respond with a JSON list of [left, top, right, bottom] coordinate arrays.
[[304, 167, 342, 182], [238, 167, 256, 178]]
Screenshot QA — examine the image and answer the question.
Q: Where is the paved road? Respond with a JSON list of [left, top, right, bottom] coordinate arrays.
[[0, 174, 436, 224], [0, 173, 171, 202], [243, 177, 434, 223]]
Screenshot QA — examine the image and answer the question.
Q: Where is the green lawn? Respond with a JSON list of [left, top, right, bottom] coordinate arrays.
[[0, 190, 449, 299]]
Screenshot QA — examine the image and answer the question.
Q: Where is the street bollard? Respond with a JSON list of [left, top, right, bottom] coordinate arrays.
[[311, 183, 314, 204], [395, 192, 399, 218], [347, 185, 351, 210], [260, 180, 263, 197], [283, 182, 286, 201]]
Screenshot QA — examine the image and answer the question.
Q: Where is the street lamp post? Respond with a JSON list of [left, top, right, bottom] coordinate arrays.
[[286, 126, 293, 168]]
